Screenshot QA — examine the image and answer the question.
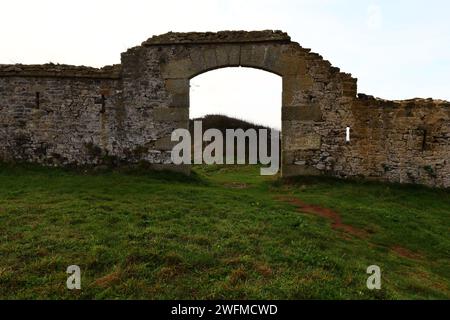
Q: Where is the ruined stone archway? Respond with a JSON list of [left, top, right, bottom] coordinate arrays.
[[120, 31, 358, 177], [0, 30, 449, 187]]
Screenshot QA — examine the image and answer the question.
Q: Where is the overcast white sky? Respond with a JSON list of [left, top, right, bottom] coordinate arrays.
[[1, 0, 449, 129]]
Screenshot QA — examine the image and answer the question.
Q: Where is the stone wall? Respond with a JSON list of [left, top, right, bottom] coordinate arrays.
[[0, 64, 122, 165], [0, 31, 448, 187], [344, 96, 449, 187]]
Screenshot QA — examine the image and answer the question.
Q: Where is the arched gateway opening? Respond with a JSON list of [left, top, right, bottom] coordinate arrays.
[[190, 67, 282, 130], [188, 67, 282, 172]]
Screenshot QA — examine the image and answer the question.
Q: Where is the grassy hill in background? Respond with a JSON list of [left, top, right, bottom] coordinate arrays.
[[189, 115, 280, 162], [189, 114, 275, 134]]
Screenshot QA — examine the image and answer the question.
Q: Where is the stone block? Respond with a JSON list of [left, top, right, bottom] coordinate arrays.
[[240, 44, 267, 69], [31, 84, 45, 93], [165, 78, 189, 94], [216, 45, 240, 67], [161, 58, 195, 79], [165, 79, 190, 108], [282, 75, 313, 106], [282, 164, 321, 177], [342, 79, 357, 97], [171, 93, 189, 108], [274, 53, 307, 76], [171, 120, 190, 130], [204, 48, 218, 70], [262, 46, 282, 74], [282, 106, 323, 121], [284, 133, 321, 151], [282, 151, 295, 164], [154, 136, 177, 151], [189, 49, 206, 73], [153, 107, 189, 122]]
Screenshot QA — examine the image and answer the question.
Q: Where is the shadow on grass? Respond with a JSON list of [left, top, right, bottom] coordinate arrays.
[[273, 174, 449, 194], [0, 161, 207, 185], [116, 164, 206, 185]]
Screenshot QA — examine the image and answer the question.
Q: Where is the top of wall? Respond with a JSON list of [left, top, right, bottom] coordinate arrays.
[[141, 30, 291, 46], [357, 93, 450, 106], [0, 63, 121, 79]]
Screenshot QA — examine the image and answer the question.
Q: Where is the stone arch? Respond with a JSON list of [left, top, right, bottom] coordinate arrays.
[[120, 30, 357, 176]]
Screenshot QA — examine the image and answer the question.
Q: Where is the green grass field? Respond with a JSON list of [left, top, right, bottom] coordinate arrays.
[[0, 163, 448, 299]]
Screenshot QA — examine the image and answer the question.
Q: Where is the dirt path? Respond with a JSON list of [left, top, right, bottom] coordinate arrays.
[[275, 196, 427, 260], [275, 196, 368, 238], [390, 246, 423, 260]]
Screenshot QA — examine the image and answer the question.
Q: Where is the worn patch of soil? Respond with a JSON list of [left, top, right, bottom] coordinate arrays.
[[276, 196, 368, 238], [391, 246, 423, 260], [409, 271, 449, 293], [253, 262, 274, 278], [93, 270, 121, 287]]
